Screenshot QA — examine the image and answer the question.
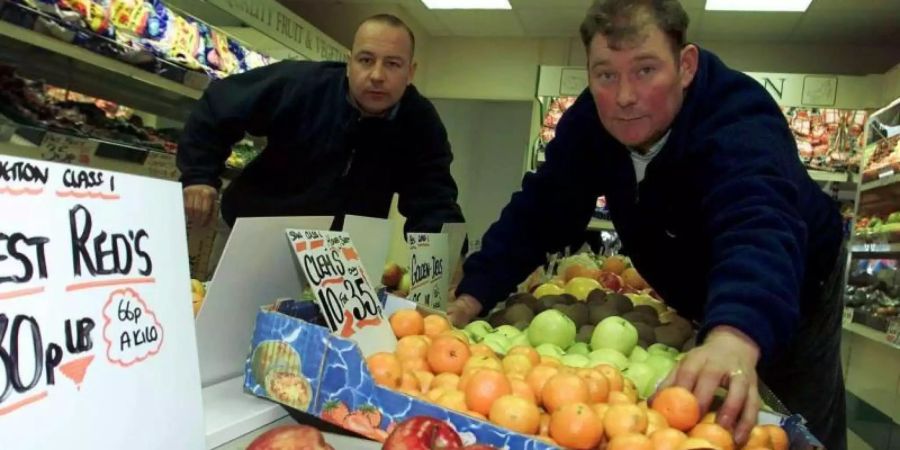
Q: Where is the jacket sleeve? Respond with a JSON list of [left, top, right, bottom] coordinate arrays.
[[397, 105, 466, 234], [695, 121, 808, 362], [455, 104, 602, 312], [176, 61, 300, 189]]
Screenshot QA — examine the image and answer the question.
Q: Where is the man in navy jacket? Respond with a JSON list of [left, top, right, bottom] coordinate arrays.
[[449, 1, 845, 448], [177, 14, 463, 235]]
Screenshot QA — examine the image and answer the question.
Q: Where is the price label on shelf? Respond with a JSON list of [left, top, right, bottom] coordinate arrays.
[[286, 229, 395, 356], [39, 132, 96, 166], [886, 320, 900, 346], [842, 307, 854, 325]]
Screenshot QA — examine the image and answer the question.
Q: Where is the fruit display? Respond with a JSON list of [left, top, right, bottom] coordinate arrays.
[[383, 261, 412, 298], [782, 107, 868, 173], [845, 260, 900, 332], [854, 211, 900, 240], [247, 424, 336, 450], [382, 416, 500, 449], [374, 307, 789, 450], [861, 135, 900, 181]]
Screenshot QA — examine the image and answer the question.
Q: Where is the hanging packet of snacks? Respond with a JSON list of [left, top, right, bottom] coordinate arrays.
[[58, 0, 113, 36]]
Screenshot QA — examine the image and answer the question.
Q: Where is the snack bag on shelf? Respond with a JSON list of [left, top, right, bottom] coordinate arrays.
[[211, 30, 239, 76], [58, 0, 113, 35], [143, 0, 170, 41], [108, 0, 151, 37]]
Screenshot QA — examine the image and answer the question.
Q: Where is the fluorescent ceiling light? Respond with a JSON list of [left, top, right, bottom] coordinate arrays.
[[421, 0, 512, 10], [705, 0, 812, 12]]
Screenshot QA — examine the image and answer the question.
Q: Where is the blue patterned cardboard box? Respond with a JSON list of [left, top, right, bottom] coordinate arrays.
[[243, 307, 823, 450]]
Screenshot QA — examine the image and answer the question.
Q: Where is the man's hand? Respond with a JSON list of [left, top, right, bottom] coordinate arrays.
[[183, 185, 218, 227], [447, 294, 482, 328], [656, 325, 761, 446]]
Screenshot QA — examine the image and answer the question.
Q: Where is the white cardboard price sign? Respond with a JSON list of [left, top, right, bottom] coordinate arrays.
[[286, 229, 396, 356], [887, 320, 900, 346], [0, 155, 204, 449], [842, 307, 854, 325], [407, 233, 449, 310]]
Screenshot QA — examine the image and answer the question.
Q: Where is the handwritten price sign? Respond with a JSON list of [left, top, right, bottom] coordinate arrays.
[[407, 233, 449, 311], [286, 229, 396, 356], [102, 288, 164, 367]]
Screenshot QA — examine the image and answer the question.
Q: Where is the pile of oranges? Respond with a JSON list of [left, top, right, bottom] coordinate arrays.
[[366, 309, 789, 450]]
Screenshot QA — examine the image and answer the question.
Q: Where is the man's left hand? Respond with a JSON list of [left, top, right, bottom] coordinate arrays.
[[656, 325, 761, 446]]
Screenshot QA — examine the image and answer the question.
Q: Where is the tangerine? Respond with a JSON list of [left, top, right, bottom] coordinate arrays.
[[389, 310, 424, 338], [395, 335, 430, 361], [689, 423, 734, 450], [431, 373, 461, 391], [469, 343, 497, 359], [604, 404, 648, 438], [400, 357, 431, 373], [465, 369, 512, 416], [366, 352, 402, 389], [646, 409, 670, 435], [509, 378, 537, 404], [424, 314, 451, 337], [743, 426, 773, 449], [542, 372, 590, 412], [436, 389, 468, 413], [489, 394, 541, 434], [652, 387, 701, 432], [502, 354, 534, 377], [427, 336, 471, 375], [651, 428, 688, 450], [595, 364, 624, 391], [762, 425, 788, 450], [550, 402, 604, 449], [607, 433, 653, 450], [526, 365, 559, 404], [508, 345, 541, 366]]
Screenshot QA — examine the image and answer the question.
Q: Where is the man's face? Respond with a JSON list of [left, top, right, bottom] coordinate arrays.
[[587, 23, 697, 150], [347, 21, 416, 116]]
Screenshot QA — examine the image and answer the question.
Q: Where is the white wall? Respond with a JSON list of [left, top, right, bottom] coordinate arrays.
[[431, 99, 534, 248]]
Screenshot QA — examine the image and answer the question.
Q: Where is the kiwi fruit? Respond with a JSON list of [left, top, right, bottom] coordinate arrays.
[[577, 324, 594, 343], [605, 294, 634, 314], [503, 303, 535, 324], [488, 310, 506, 328], [506, 292, 538, 310], [559, 293, 578, 304], [589, 303, 618, 325], [633, 322, 655, 345], [681, 335, 698, 352], [586, 289, 608, 306], [638, 339, 651, 349], [632, 305, 659, 319], [654, 324, 692, 349], [567, 303, 590, 329], [513, 320, 530, 331], [621, 311, 650, 325]]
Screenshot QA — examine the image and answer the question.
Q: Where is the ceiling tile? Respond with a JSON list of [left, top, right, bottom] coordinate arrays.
[[791, 10, 900, 45], [806, 0, 897, 13], [434, 10, 526, 37], [696, 11, 802, 41], [511, 0, 591, 8], [681, 0, 706, 10]]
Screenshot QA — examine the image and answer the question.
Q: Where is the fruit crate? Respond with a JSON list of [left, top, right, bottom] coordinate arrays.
[[244, 297, 825, 449]]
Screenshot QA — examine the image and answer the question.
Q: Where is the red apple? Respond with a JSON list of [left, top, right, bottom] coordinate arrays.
[[462, 445, 500, 450], [383, 416, 463, 450], [382, 262, 403, 289], [596, 271, 624, 293], [247, 425, 334, 450]]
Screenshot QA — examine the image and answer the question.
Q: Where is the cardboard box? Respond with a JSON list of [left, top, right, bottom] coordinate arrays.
[[244, 297, 824, 450]]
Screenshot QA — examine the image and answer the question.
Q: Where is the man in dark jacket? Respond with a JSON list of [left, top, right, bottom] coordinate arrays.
[[177, 14, 463, 236], [449, 1, 845, 449]]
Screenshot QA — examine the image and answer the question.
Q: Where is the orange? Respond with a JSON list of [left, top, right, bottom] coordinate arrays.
[[539, 412, 551, 436], [526, 365, 559, 404], [436, 389, 468, 413], [508, 345, 541, 366], [651, 428, 688, 450], [550, 402, 604, 449], [592, 403, 610, 423], [400, 357, 431, 373], [469, 343, 496, 359], [427, 336, 471, 375], [595, 364, 624, 392], [465, 369, 512, 416], [464, 354, 503, 373], [412, 370, 434, 393], [502, 354, 534, 378], [622, 381, 639, 403], [604, 404, 648, 438], [431, 373, 461, 391], [395, 335, 430, 361], [467, 410, 487, 421], [400, 371, 420, 391], [390, 310, 424, 338], [701, 412, 717, 424], [577, 368, 610, 403], [622, 268, 649, 290], [678, 437, 721, 450], [509, 378, 537, 404], [602, 256, 628, 275], [646, 409, 670, 435], [425, 387, 448, 403], [609, 391, 634, 405], [441, 329, 470, 344], [424, 314, 451, 337], [608, 433, 653, 450], [489, 394, 541, 434], [366, 352, 403, 389], [652, 387, 701, 432], [689, 423, 734, 450], [540, 355, 562, 367], [743, 426, 773, 449], [762, 425, 788, 450], [541, 373, 590, 413]]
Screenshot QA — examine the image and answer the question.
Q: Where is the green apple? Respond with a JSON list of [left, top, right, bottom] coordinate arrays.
[[646, 354, 676, 380], [591, 316, 638, 356], [494, 325, 523, 340], [482, 333, 512, 355], [533, 283, 565, 298], [629, 346, 649, 364], [647, 343, 679, 359], [588, 349, 629, 371], [464, 320, 493, 342], [566, 342, 591, 356], [528, 310, 576, 349], [510, 333, 531, 348], [561, 354, 591, 368], [535, 343, 566, 358], [623, 362, 656, 399]]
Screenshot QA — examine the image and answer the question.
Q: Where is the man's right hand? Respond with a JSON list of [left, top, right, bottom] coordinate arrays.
[[183, 184, 218, 227], [447, 294, 483, 328]]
